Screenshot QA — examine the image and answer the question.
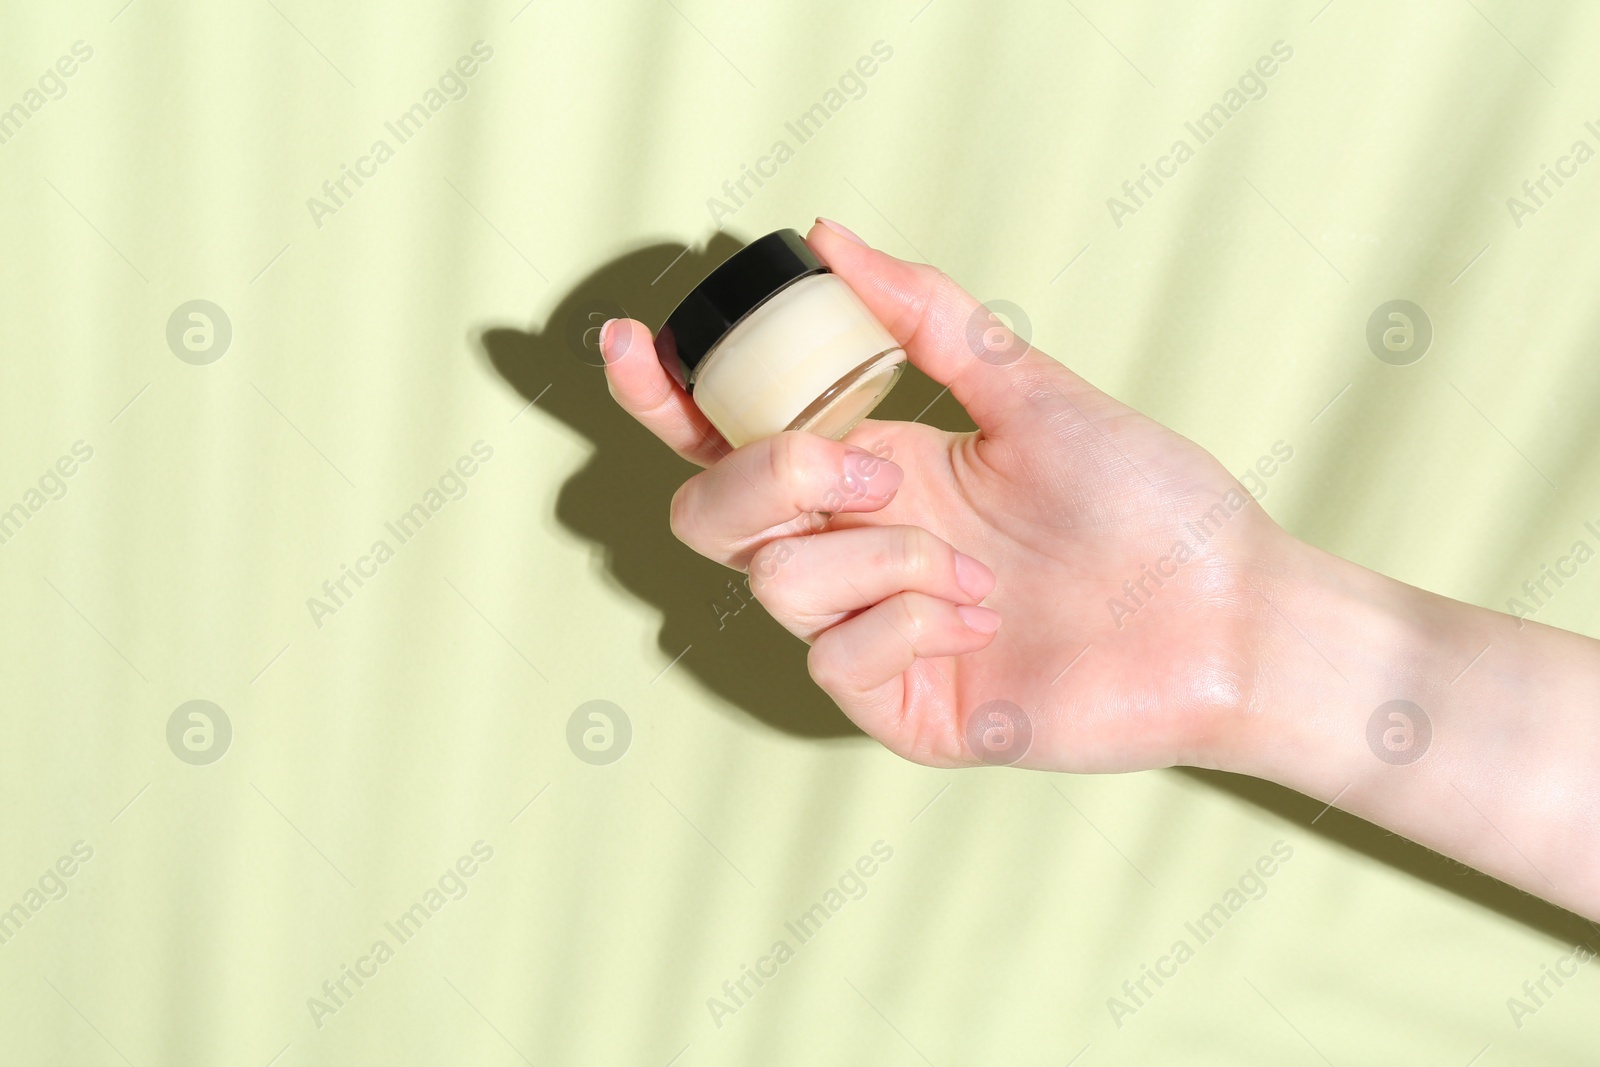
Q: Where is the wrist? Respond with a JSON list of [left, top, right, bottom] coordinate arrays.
[[1222, 532, 1600, 916], [1226, 533, 1442, 790]]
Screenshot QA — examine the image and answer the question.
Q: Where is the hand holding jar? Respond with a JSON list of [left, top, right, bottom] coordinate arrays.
[[600, 218, 1600, 923]]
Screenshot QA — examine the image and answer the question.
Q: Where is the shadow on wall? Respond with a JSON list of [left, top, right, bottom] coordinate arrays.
[[477, 235, 974, 740], [479, 234, 1594, 941]]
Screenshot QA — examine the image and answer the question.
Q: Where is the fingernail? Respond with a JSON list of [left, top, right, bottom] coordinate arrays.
[[842, 446, 902, 497], [817, 217, 867, 246], [956, 605, 1002, 634], [598, 318, 619, 362], [953, 552, 996, 601]]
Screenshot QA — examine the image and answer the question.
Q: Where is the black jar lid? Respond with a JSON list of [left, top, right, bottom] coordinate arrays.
[[661, 229, 829, 385]]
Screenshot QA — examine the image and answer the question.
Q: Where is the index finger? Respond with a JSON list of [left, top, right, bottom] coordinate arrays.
[[599, 317, 732, 467]]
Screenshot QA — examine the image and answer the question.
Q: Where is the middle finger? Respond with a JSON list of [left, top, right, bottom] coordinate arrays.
[[670, 430, 904, 567]]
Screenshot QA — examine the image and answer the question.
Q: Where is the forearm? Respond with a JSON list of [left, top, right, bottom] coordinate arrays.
[[1234, 537, 1600, 919]]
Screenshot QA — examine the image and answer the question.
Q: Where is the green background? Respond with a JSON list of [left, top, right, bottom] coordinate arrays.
[[2, 0, 1598, 1063]]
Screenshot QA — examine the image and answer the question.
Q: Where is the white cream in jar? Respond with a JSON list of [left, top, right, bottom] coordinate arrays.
[[661, 229, 906, 448]]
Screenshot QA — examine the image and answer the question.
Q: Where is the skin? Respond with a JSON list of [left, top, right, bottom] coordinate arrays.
[[600, 219, 1600, 921]]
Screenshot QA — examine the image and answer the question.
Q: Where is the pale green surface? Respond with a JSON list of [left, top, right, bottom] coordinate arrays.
[[2, 0, 1598, 1063]]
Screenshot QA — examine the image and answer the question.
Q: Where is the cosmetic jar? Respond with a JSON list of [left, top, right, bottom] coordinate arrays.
[[661, 229, 906, 448]]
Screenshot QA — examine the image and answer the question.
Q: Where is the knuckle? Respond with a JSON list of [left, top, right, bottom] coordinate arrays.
[[905, 263, 945, 316], [766, 431, 825, 494], [747, 538, 798, 601], [807, 640, 849, 695], [892, 526, 935, 580], [667, 480, 699, 547], [892, 593, 934, 645], [924, 267, 964, 320]]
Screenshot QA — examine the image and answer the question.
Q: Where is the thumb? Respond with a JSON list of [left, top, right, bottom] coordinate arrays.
[[806, 219, 1079, 437]]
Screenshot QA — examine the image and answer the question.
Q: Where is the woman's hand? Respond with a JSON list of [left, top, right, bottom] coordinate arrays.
[[604, 219, 1600, 919], [600, 219, 1291, 774]]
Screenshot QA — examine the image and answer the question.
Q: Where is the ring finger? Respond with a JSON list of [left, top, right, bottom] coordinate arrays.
[[749, 525, 996, 641]]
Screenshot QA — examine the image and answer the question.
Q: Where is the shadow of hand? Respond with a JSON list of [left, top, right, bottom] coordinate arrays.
[[477, 236, 966, 738]]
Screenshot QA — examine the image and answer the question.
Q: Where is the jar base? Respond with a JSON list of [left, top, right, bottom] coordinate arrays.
[[785, 348, 906, 441]]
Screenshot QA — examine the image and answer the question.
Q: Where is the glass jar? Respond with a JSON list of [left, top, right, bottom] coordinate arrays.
[[661, 229, 906, 448]]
